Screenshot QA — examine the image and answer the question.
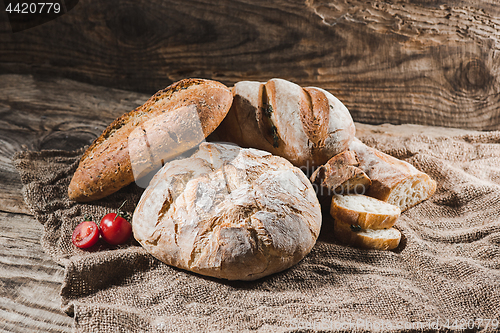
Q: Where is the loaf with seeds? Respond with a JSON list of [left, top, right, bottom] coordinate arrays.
[[68, 78, 233, 202]]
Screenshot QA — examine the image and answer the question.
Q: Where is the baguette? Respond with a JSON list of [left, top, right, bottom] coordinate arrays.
[[310, 150, 371, 196], [334, 218, 401, 251], [68, 78, 233, 202], [214, 78, 356, 168], [330, 194, 400, 230], [349, 138, 437, 211]]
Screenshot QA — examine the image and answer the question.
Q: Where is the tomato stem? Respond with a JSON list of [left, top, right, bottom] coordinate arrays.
[[114, 200, 131, 221], [117, 200, 127, 211]]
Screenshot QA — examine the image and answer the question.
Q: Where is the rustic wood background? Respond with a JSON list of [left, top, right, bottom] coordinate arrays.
[[1, 0, 500, 130], [1, 0, 500, 331]]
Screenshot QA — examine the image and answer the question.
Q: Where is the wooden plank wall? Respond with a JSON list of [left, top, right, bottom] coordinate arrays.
[[1, 0, 500, 130]]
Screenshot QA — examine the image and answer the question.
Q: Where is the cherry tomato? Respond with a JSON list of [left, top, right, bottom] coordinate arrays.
[[72, 221, 99, 248], [100, 213, 132, 245]]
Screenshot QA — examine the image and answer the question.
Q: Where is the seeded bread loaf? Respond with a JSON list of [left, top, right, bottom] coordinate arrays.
[[132, 143, 322, 281], [214, 79, 356, 168], [68, 78, 233, 202], [349, 138, 437, 211]]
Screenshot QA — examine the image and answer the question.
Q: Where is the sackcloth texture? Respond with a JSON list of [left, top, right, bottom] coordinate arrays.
[[13, 132, 500, 333]]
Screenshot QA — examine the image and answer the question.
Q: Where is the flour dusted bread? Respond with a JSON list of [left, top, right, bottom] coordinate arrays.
[[349, 138, 437, 211], [334, 218, 401, 251], [132, 143, 322, 281], [68, 78, 233, 202], [214, 78, 356, 168], [310, 150, 371, 195], [331, 194, 400, 230]]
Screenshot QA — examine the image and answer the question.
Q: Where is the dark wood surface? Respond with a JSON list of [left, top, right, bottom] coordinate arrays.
[[0, 74, 481, 332], [1, 0, 500, 129]]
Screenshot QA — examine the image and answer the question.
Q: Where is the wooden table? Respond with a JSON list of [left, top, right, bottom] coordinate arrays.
[[0, 73, 484, 332]]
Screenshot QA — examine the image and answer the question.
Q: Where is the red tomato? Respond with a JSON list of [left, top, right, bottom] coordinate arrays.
[[72, 221, 99, 248], [100, 213, 132, 245]]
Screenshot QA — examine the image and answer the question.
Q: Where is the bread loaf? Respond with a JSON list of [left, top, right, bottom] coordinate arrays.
[[132, 142, 322, 281], [68, 78, 233, 202], [334, 218, 401, 251], [349, 138, 437, 211], [214, 79, 356, 168], [310, 150, 371, 196], [330, 194, 400, 230]]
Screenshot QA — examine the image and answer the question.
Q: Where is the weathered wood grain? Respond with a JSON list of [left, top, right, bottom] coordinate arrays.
[[1, 0, 500, 129], [0, 74, 150, 215], [0, 212, 73, 333]]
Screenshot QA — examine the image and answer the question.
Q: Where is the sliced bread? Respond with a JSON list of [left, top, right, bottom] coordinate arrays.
[[330, 194, 401, 230], [334, 218, 401, 251]]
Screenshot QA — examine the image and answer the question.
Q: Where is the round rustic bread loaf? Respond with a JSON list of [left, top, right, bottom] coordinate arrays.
[[132, 142, 322, 281]]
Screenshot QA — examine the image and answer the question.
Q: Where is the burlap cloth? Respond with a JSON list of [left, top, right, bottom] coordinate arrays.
[[13, 132, 500, 332]]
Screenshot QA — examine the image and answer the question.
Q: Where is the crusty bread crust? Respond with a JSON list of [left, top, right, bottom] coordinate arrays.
[[132, 143, 322, 281], [68, 78, 233, 202], [215, 81, 264, 148], [301, 87, 330, 147], [310, 150, 371, 195], [265, 78, 311, 165], [334, 218, 401, 251], [308, 86, 356, 165], [214, 78, 355, 168], [349, 138, 437, 211], [330, 194, 400, 230]]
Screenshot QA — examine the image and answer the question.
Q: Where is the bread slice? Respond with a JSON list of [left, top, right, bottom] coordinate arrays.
[[334, 218, 401, 251], [68, 78, 233, 202], [330, 194, 401, 230], [349, 138, 437, 211], [310, 150, 371, 196]]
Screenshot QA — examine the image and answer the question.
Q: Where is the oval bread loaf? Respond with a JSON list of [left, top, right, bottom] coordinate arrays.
[[132, 142, 322, 281], [214, 78, 356, 168], [68, 78, 233, 202]]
